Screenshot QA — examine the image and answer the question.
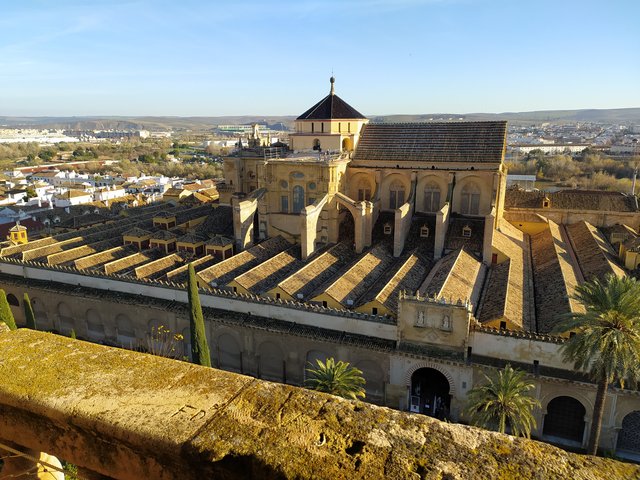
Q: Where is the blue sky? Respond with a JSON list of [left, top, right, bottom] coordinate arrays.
[[0, 0, 638, 116]]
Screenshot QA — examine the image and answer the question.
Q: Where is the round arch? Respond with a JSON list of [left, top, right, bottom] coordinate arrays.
[[57, 301, 74, 334], [257, 341, 285, 382], [453, 175, 490, 216], [342, 137, 353, 152], [617, 411, 640, 456], [217, 333, 241, 373], [30, 297, 49, 327], [416, 175, 448, 213], [6, 293, 19, 307], [380, 173, 411, 211], [86, 309, 104, 340], [348, 172, 376, 202], [116, 314, 136, 348], [542, 395, 586, 445], [403, 361, 457, 397], [305, 349, 330, 381], [410, 367, 451, 418]]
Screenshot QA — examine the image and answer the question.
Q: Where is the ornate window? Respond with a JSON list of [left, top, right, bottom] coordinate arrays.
[[420, 225, 430, 238], [460, 182, 481, 215], [462, 225, 472, 238], [389, 180, 405, 209], [292, 185, 305, 214], [423, 182, 441, 212]]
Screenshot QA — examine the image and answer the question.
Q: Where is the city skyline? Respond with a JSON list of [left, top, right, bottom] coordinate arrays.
[[1, 0, 639, 117]]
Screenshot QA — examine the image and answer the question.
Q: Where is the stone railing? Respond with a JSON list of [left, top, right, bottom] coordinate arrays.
[[0, 329, 637, 480]]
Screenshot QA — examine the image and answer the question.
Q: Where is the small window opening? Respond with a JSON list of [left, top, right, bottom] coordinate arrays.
[[462, 225, 472, 238], [499, 321, 507, 330]]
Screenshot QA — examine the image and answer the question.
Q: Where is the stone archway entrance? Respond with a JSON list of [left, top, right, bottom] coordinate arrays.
[[342, 138, 353, 151], [410, 368, 451, 419], [542, 396, 585, 446]]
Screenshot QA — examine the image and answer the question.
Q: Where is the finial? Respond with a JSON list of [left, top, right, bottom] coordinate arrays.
[[330, 75, 335, 95]]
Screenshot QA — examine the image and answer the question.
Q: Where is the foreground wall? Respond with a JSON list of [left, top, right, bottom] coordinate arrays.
[[0, 328, 638, 480]]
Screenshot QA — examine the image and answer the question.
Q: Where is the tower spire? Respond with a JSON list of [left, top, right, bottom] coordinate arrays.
[[330, 75, 335, 95]]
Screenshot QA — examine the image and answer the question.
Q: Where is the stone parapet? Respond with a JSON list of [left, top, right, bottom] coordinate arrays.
[[0, 329, 637, 480]]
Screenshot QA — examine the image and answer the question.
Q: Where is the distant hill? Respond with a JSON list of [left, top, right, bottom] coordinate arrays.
[[1, 108, 639, 131]]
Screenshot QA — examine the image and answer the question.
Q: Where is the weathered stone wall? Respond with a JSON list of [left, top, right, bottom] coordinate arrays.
[[0, 328, 638, 480]]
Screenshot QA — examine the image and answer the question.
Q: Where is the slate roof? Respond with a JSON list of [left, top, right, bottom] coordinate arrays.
[[505, 189, 638, 212], [352, 121, 507, 164], [296, 80, 366, 120]]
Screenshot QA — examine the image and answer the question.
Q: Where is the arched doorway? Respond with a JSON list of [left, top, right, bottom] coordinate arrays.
[[617, 411, 640, 458], [342, 138, 353, 152], [410, 368, 451, 419], [543, 396, 586, 446]]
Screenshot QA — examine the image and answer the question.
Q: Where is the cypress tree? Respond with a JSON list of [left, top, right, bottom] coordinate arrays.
[[23, 293, 36, 330], [188, 263, 211, 367], [70, 329, 77, 340], [0, 289, 17, 331]]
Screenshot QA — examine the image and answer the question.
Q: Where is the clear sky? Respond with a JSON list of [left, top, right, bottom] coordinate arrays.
[[1, 0, 638, 116]]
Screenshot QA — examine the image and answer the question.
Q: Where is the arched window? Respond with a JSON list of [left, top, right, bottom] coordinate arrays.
[[292, 185, 305, 214], [423, 182, 441, 212], [357, 179, 371, 201], [6, 293, 19, 307], [313, 138, 320, 150], [460, 182, 481, 215], [389, 180, 405, 209]]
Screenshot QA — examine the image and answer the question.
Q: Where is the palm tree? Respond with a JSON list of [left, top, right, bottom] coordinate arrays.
[[305, 358, 366, 400], [552, 274, 640, 455], [465, 364, 539, 438]]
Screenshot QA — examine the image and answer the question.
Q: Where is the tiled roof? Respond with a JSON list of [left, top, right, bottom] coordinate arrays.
[[165, 255, 217, 284], [150, 230, 177, 241], [445, 217, 485, 254], [198, 236, 291, 286], [232, 246, 303, 294], [103, 249, 162, 275], [205, 235, 233, 247], [566, 221, 626, 281], [530, 222, 584, 334], [321, 243, 396, 307], [360, 250, 431, 313], [134, 254, 183, 279], [419, 247, 484, 308], [123, 227, 151, 237], [75, 245, 137, 270], [296, 82, 366, 120], [476, 223, 533, 331], [277, 242, 357, 300], [176, 232, 206, 244], [196, 206, 234, 237], [505, 189, 638, 212], [352, 122, 507, 164]]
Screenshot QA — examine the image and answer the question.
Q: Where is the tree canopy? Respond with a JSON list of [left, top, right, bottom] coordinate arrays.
[[553, 274, 640, 454]]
